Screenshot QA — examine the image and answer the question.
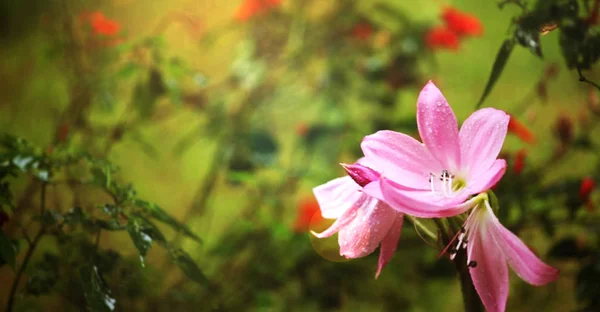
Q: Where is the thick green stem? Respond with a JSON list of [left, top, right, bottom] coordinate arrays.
[[454, 248, 484, 312]]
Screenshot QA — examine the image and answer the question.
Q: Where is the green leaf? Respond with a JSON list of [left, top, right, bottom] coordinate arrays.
[[0, 229, 17, 269], [476, 39, 515, 108], [126, 215, 166, 266], [515, 26, 543, 58], [548, 237, 592, 259], [80, 265, 116, 312], [168, 247, 210, 287], [249, 130, 278, 166], [134, 200, 202, 243]]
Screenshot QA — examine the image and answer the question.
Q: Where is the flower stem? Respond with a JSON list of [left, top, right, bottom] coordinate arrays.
[[454, 242, 484, 312]]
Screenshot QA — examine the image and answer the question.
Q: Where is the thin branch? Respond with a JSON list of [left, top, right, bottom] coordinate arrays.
[[5, 182, 47, 312], [577, 68, 600, 92]]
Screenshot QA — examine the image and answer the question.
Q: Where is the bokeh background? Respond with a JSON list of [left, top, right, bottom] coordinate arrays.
[[0, 0, 599, 311]]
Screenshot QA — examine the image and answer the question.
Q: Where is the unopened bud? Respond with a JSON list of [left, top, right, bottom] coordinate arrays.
[[554, 115, 573, 145], [580, 177, 595, 202], [341, 163, 379, 187]]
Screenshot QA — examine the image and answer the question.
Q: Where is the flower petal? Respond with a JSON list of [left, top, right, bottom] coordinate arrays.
[[467, 159, 507, 194], [338, 197, 397, 259], [313, 176, 361, 219], [417, 81, 461, 171], [311, 204, 359, 238], [470, 214, 509, 312], [361, 130, 442, 189], [363, 178, 475, 218], [459, 108, 509, 181], [485, 203, 559, 285], [376, 212, 403, 279]]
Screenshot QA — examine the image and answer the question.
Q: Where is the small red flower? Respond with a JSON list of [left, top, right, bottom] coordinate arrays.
[[580, 177, 595, 201], [513, 149, 527, 175], [441, 7, 484, 37], [293, 197, 324, 233], [234, 0, 281, 22], [88, 12, 121, 36], [424, 26, 460, 51], [580, 177, 595, 212], [508, 115, 536, 144], [351, 22, 374, 41]]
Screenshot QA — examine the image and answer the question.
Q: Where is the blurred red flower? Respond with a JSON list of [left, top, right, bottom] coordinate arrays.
[[580, 177, 595, 212], [424, 26, 460, 50], [293, 197, 324, 233], [508, 115, 536, 144], [351, 22, 374, 41], [513, 149, 527, 175], [86, 12, 121, 36], [441, 7, 483, 37], [234, 0, 282, 22]]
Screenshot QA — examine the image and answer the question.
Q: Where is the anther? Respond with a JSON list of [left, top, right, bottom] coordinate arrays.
[[467, 261, 477, 268]]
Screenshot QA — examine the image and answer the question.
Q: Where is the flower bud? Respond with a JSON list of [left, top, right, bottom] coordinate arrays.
[[341, 163, 379, 187]]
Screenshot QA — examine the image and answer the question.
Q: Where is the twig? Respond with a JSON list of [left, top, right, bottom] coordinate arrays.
[[5, 183, 47, 312], [577, 68, 600, 92]]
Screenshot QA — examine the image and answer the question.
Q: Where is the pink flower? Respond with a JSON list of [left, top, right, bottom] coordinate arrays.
[[361, 81, 509, 217], [312, 161, 403, 278], [445, 198, 559, 312]]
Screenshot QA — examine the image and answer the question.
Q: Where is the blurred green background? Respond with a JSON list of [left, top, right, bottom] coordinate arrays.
[[0, 0, 598, 311]]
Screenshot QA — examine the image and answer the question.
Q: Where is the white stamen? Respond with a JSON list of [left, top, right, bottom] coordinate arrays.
[[430, 173, 435, 192]]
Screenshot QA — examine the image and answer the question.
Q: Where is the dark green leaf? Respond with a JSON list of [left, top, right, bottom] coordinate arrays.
[[548, 237, 592, 259], [0, 229, 17, 269], [126, 215, 166, 266], [169, 247, 210, 287], [249, 130, 278, 166], [95, 219, 126, 231], [476, 39, 515, 108], [515, 26, 543, 58], [134, 200, 202, 243], [26, 253, 59, 296], [80, 265, 116, 312], [576, 256, 600, 310], [63, 207, 85, 224]]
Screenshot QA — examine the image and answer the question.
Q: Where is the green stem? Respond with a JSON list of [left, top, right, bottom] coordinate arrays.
[[454, 248, 484, 312]]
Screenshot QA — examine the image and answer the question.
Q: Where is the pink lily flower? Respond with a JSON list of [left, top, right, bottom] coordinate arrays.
[[362, 81, 509, 217], [446, 197, 559, 312], [312, 161, 404, 278]]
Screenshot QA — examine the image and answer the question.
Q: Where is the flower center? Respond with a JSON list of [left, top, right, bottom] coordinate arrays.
[[428, 169, 466, 197]]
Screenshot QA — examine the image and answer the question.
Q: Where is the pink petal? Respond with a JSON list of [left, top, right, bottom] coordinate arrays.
[[459, 108, 510, 181], [470, 217, 509, 312], [338, 197, 397, 259], [375, 212, 403, 279], [363, 179, 476, 218], [467, 159, 507, 194], [311, 203, 360, 238], [417, 81, 461, 171], [486, 205, 559, 285], [361, 130, 442, 189], [313, 177, 362, 219]]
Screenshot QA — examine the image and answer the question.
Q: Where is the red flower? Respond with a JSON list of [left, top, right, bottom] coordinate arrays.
[[351, 22, 374, 41], [293, 197, 324, 233], [441, 7, 484, 37], [234, 0, 281, 22], [89, 12, 121, 36], [580, 177, 595, 212], [508, 115, 536, 144], [424, 26, 460, 51], [513, 149, 527, 175]]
